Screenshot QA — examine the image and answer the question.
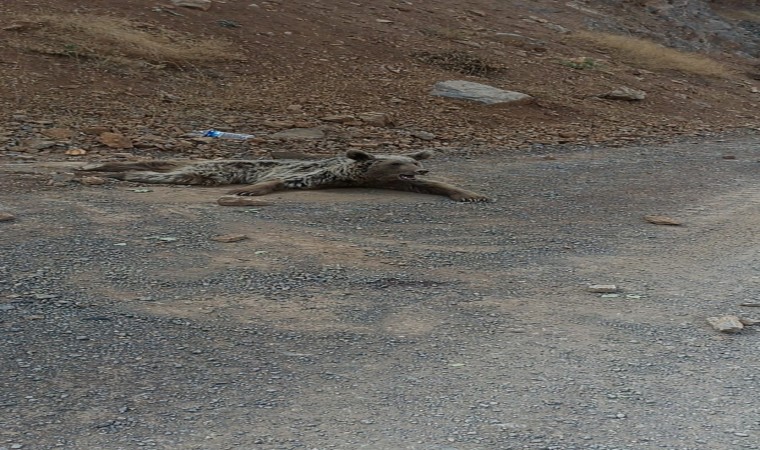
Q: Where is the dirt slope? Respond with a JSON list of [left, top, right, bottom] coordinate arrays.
[[1, 0, 759, 159]]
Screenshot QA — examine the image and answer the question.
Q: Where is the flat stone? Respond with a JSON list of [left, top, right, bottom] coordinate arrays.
[[431, 80, 533, 105], [41, 128, 74, 139], [211, 234, 249, 243], [170, 0, 212, 10], [357, 112, 393, 127], [0, 212, 16, 222], [588, 284, 619, 293], [601, 86, 647, 101], [706, 315, 744, 333], [411, 131, 436, 141], [320, 114, 356, 123], [22, 139, 57, 151], [644, 215, 682, 226]]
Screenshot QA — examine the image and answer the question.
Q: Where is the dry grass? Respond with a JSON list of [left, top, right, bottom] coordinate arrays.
[[575, 31, 733, 78], [5, 13, 241, 69]]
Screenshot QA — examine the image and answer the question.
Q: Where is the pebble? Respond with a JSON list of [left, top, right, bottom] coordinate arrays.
[[0, 212, 16, 222], [644, 215, 682, 226], [706, 315, 744, 333], [588, 284, 618, 293], [98, 132, 133, 149], [211, 234, 249, 243]]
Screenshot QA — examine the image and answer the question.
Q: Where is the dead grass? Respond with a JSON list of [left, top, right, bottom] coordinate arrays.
[[5, 13, 241, 69], [576, 31, 733, 78]]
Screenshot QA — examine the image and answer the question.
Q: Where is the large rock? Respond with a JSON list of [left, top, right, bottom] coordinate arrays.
[[706, 315, 744, 333], [601, 86, 647, 101], [431, 80, 532, 105]]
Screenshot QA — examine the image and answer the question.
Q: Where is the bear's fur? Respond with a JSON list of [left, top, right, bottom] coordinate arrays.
[[79, 149, 490, 202]]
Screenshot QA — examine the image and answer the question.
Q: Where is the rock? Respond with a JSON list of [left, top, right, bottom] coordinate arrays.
[[644, 215, 682, 226], [320, 114, 356, 124], [171, 0, 212, 10], [98, 132, 133, 149], [22, 139, 57, 151], [411, 131, 436, 141], [211, 234, 249, 243], [739, 318, 760, 326], [706, 315, 744, 333], [431, 80, 533, 105], [0, 212, 16, 222], [65, 148, 87, 156], [543, 22, 570, 34], [269, 127, 325, 140], [588, 284, 619, 293], [42, 128, 74, 139], [217, 196, 274, 206], [601, 87, 647, 101], [358, 112, 393, 127]]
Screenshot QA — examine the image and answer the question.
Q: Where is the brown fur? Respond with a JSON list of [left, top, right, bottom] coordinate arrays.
[[79, 150, 490, 202]]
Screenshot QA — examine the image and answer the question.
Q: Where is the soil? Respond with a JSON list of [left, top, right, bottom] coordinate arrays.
[[2, 1, 760, 449], [1, 0, 759, 155]]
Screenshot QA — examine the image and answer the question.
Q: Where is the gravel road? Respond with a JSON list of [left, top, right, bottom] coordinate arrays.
[[2, 134, 760, 450]]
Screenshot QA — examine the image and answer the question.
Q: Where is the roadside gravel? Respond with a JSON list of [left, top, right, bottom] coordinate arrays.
[[2, 133, 760, 450]]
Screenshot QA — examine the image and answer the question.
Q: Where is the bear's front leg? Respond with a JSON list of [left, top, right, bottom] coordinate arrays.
[[403, 180, 491, 202], [226, 179, 284, 196], [447, 189, 491, 203]]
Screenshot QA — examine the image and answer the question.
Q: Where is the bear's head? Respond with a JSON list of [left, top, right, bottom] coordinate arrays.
[[346, 149, 432, 183]]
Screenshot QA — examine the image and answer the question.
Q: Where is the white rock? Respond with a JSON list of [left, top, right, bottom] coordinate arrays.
[[171, 0, 212, 10], [601, 86, 647, 101], [588, 284, 619, 293], [431, 80, 533, 105], [706, 315, 744, 333]]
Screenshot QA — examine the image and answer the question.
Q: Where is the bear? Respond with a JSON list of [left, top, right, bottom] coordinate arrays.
[[79, 149, 490, 202]]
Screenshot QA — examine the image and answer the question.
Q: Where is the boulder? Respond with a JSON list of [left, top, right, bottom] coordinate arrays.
[[601, 87, 647, 101], [431, 80, 533, 105]]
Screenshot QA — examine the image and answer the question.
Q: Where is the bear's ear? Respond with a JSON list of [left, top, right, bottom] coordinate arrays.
[[406, 150, 433, 161], [346, 149, 375, 161]]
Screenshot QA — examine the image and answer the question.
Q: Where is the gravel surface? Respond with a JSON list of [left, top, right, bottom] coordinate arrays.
[[2, 134, 760, 450]]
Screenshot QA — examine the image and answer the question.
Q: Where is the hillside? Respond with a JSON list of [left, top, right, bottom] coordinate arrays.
[[1, 0, 759, 159]]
